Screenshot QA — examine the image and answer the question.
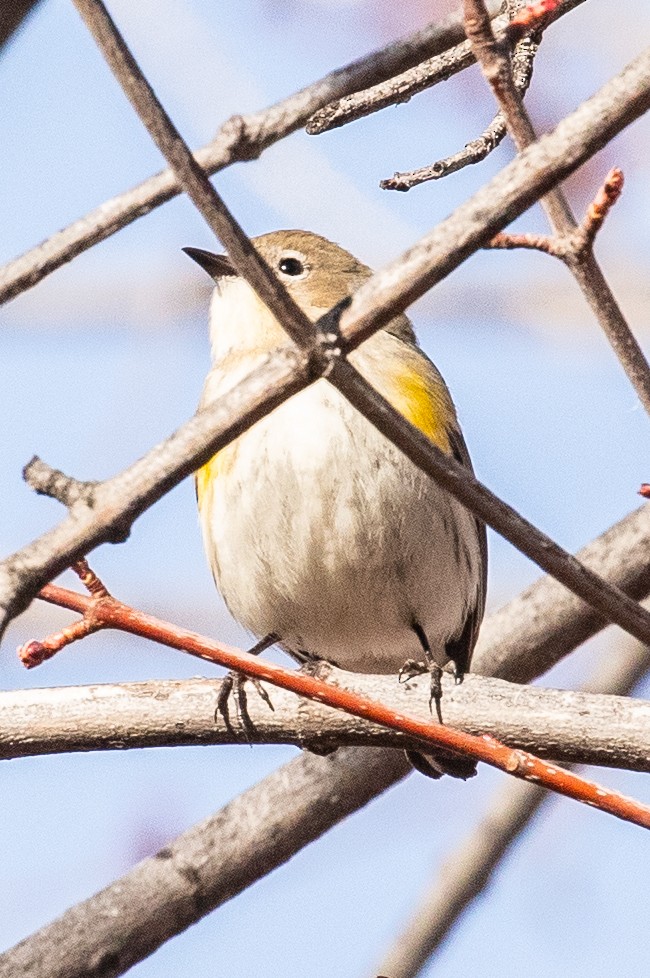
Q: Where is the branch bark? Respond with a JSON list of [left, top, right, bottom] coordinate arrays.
[[306, 0, 585, 136], [0, 0, 42, 49], [3, 670, 649, 771], [464, 0, 650, 416]]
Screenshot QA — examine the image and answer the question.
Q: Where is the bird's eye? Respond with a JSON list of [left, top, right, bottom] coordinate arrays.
[[278, 256, 305, 276]]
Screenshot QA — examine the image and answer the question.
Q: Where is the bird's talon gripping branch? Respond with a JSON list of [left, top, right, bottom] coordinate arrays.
[[398, 658, 427, 683], [215, 671, 274, 743], [214, 633, 277, 740]]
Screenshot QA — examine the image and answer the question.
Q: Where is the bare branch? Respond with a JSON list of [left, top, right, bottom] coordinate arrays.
[[0, 7, 475, 305], [306, 0, 585, 136], [382, 114, 509, 190], [376, 637, 650, 978], [474, 505, 650, 682], [464, 0, 650, 417], [338, 47, 650, 349], [0, 746, 410, 978], [487, 166, 624, 256], [3, 670, 650, 772], [0, 347, 309, 634], [381, 0, 544, 191], [22, 580, 650, 813], [0, 0, 42, 49]]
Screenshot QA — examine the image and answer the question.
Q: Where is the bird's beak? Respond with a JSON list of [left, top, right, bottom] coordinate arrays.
[[183, 246, 236, 280]]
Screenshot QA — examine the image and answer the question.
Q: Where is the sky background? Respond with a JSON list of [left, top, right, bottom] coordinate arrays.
[[1, 1, 650, 975]]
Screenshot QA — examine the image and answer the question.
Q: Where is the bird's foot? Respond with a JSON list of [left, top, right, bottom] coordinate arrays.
[[214, 634, 276, 743], [398, 658, 427, 683], [410, 623, 444, 722], [215, 671, 274, 743]]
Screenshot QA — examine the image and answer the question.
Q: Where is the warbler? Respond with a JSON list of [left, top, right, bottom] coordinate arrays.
[[185, 230, 487, 779]]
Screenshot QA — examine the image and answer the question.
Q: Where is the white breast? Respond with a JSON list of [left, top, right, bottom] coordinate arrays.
[[199, 364, 481, 674]]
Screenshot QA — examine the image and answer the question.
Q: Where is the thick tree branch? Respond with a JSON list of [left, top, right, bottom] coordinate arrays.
[[22, 576, 650, 813], [0, 746, 410, 978], [474, 505, 650, 682], [3, 670, 649, 771]]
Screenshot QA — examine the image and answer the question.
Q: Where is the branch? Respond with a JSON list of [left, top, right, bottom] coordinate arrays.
[[0, 0, 42, 49], [2, 48, 650, 646], [0, 746, 410, 978], [21, 572, 650, 818], [4, 515, 650, 978], [4, 669, 650, 772], [474, 505, 650, 682], [306, 0, 584, 136], [464, 0, 650, 417], [0, 7, 474, 305], [381, 0, 548, 190], [376, 636, 650, 978]]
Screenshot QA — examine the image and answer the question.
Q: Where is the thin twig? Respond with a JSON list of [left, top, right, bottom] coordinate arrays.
[[0, 6, 476, 305], [21, 577, 650, 822], [381, 0, 544, 191], [488, 166, 624, 257], [306, 0, 584, 135], [2, 49, 650, 639], [464, 0, 650, 416], [376, 635, 650, 978]]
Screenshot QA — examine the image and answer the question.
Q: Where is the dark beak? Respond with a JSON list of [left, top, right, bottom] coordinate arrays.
[[183, 246, 236, 280]]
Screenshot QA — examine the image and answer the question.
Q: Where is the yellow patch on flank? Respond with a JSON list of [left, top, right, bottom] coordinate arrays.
[[375, 361, 454, 452], [195, 442, 238, 509]]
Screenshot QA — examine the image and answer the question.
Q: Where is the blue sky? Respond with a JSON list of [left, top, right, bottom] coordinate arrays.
[[1, 1, 650, 976]]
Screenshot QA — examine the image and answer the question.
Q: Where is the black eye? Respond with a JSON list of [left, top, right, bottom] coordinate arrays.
[[278, 256, 304, 276]]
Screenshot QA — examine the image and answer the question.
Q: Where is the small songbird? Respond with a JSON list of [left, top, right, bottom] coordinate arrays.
[[185, 230, 487, 779]]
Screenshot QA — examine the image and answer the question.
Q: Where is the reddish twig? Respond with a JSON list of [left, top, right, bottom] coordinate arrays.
[[20, 574, 650, 831], [488, 167, 625, 257], [505, 0, 560, 43]]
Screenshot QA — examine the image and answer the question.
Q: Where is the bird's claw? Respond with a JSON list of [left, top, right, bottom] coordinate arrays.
[[215, 670, 274, 743], [398, 658, 427, 683]]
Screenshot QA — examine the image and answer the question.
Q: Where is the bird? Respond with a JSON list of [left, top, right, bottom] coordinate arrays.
[[184, 230, 487, 779]]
